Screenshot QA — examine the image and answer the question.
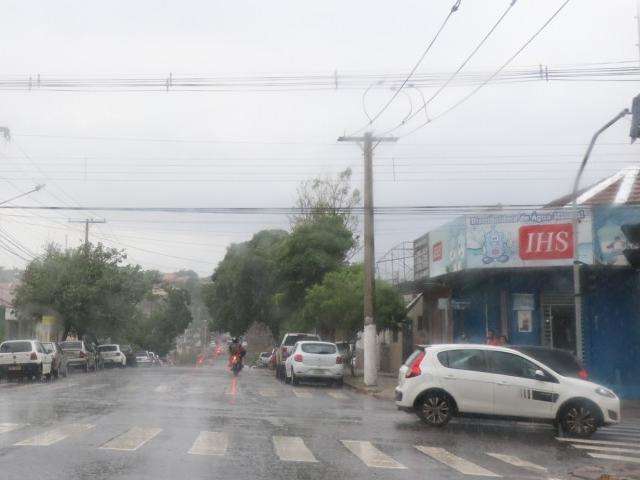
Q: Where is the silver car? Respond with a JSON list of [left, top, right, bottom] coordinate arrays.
[[135, 351, 153, 366]]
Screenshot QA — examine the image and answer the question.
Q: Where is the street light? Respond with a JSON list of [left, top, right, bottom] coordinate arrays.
[[0, 184, 46, 206], [571, 108, 630, 361]]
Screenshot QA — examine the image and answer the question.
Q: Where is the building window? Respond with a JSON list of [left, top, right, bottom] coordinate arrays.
[[417, 315, 425, 331]]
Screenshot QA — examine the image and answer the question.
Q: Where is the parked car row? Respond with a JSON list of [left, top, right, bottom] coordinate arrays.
[[270, 332, 344, 387], [0, 339, 163, 381]]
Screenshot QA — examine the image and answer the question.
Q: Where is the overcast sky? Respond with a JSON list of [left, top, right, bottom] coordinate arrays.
[[0, 0, 638, 276]]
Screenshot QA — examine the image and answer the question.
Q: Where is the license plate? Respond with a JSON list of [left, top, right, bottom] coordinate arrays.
[[8, 365, 22, 371], [311, 369, 327, 375]]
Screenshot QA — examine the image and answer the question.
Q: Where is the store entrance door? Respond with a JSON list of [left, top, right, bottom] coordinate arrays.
[[542, 295, 576, 354]]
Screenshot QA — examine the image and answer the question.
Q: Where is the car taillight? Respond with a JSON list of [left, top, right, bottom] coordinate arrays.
[[578, 369, 588, 380], [79, 351, 86, 358], [336, 356, 343, 364], [293, 354, 303, 362], [406, 351, 425, 378], [30, 352, 38, 360]]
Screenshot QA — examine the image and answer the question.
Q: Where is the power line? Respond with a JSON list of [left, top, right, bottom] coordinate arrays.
[[350, 0, 462, 134], [400, 0, 572, 138], [386, 0, 518, 134]]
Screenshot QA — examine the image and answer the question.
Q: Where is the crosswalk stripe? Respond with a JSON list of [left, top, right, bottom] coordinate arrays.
[[327, 391, 348, 399], [556, 437, 640, 447], [601, 426, 640, 433], [572, 444, 640, 454], [265, 417, 285, 427], [154, 385, 169, 393], [486, 453, 546, 472], [0, 423, 23, 434], [188, 431, 228, 456], [342, 440, 406, 469], [588, 453, 640, 464], [258, 389, 277, 397], [273, 436, 317, 462], [292, 389, 312, 398], [416, 446, 500, 477], [592, 431, 640, 438], [15, 423, 94, 446], [100, 427, 162, 451]]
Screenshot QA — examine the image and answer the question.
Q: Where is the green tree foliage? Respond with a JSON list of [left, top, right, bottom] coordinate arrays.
[[128, 287, 192, 355], [276, 215, 354, 314], [204, 230, 288, 337], [301, 264, 405, 340], [14, 244, 150, 339]]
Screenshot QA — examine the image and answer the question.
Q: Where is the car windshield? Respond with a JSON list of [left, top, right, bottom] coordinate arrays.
[[59, 342, 82, 350], [300, 343, 337, 354], [0, 341, 32, 353], [99, 345, 118, 352], [513, 347, 585, 378]]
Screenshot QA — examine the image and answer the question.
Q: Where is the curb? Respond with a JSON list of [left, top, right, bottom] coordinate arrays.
[[343, 378, 395, 401]]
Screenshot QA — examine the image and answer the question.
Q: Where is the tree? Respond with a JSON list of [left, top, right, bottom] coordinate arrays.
[[125, 287, 192, 355], [204, 229, 288, 337], [276, 215, 354, 315], [291, 168, 361, 236], [301, 264, 405, 340], [14, 243, 150, 339]]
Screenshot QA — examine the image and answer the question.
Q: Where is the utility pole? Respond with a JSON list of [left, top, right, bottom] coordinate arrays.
[[68, 218, 106, 247], [636, 0, 640, 64], [338, 131, 397, 386]]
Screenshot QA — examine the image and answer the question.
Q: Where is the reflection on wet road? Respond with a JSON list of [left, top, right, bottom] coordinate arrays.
[[0, 361, 638, 479]]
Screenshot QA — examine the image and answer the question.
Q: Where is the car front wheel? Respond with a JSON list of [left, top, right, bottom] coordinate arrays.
[[417, 392, 452, 427], [560, 403, 599, 437]]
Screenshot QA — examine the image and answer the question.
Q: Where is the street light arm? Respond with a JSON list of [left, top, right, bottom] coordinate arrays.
[[572, 108, 630, 205], [0, 184, 46, 206]]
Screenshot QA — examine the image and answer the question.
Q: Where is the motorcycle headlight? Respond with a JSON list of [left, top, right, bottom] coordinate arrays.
[[595, 387, 616, 398]]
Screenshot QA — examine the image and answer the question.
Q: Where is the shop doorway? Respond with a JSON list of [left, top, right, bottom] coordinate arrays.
[[542, 298, 576, 353]]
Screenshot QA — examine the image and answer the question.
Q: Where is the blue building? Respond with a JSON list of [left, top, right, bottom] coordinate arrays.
[[412, 168, 640, 398]]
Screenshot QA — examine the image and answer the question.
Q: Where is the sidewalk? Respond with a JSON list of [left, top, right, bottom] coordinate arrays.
[[343, 371, 396, 401]]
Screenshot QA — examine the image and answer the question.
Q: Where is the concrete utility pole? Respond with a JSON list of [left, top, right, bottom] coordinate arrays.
[[338, 131, 397, 386], [68, 218, 106, 247], [571, 108, 629, 361]]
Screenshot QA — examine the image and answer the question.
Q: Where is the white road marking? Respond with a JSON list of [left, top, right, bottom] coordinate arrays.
[[342, 440, 406, 469], [83, 384, 109, 391], [486, 453, 547, 472], [327, 391, 348, 399], [258, 389, 277, 397], [588, 453, 640, 464], [273, 436, 318, 462], [601, 427, 640, 433], [188, 431, 228, 456], [100, 427, 162, 451], [154, 385, 169, 393], [572, 444, 640, 454], [0, 423, 23, 434], [292, 389, 312, 398], [15, 423, 94, 446], [416, 446, 500, 477], [556, 437, 640, 447]]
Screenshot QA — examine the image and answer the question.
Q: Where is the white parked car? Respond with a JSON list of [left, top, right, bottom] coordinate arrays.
[[98, 344, 127, 368], [135, 351, 153, 366], [284, 341, 344, 386], [0, 340, 53, 381], [395, 344, 620, 437]]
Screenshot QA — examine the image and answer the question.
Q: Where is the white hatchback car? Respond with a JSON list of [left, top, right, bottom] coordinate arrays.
[[395, 344, 620, 437], [284, 341, 344, 386]]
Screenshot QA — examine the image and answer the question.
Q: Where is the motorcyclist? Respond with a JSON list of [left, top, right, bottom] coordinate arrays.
[[228, 337, 246, 368]]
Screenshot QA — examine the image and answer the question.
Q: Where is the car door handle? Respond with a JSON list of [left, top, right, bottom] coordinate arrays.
[[495, 380, 509, 386]]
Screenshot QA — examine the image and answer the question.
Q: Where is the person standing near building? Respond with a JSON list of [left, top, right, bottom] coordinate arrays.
[[486, 330, 500, 346]]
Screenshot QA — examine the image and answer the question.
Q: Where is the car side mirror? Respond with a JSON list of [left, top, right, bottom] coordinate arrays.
[[534, 369, 546, 380]]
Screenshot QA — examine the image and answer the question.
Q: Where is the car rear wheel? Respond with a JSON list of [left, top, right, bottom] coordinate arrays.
[[560, 402, 599, 437], [417, 392, 452, 427]]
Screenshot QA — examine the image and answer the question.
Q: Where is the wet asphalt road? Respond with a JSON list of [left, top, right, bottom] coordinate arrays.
[[0, 359, 638, 480]]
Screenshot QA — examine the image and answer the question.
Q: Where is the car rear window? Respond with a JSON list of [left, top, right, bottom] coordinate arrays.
[[301, 343, 337, 354], [60, 341, 82, 350], [42, 343, 55, 353], [260, 352, 271, 357], [284, 334, 319, 346], [403, 349, 424, 367], [99, 345, 118, 352], [136, 352, 148, 357], [0, 341, 33, 353], [513, 347, 584, 378]]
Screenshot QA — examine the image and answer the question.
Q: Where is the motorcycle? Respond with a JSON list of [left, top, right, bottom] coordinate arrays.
[[230, 353, 243, 376]]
